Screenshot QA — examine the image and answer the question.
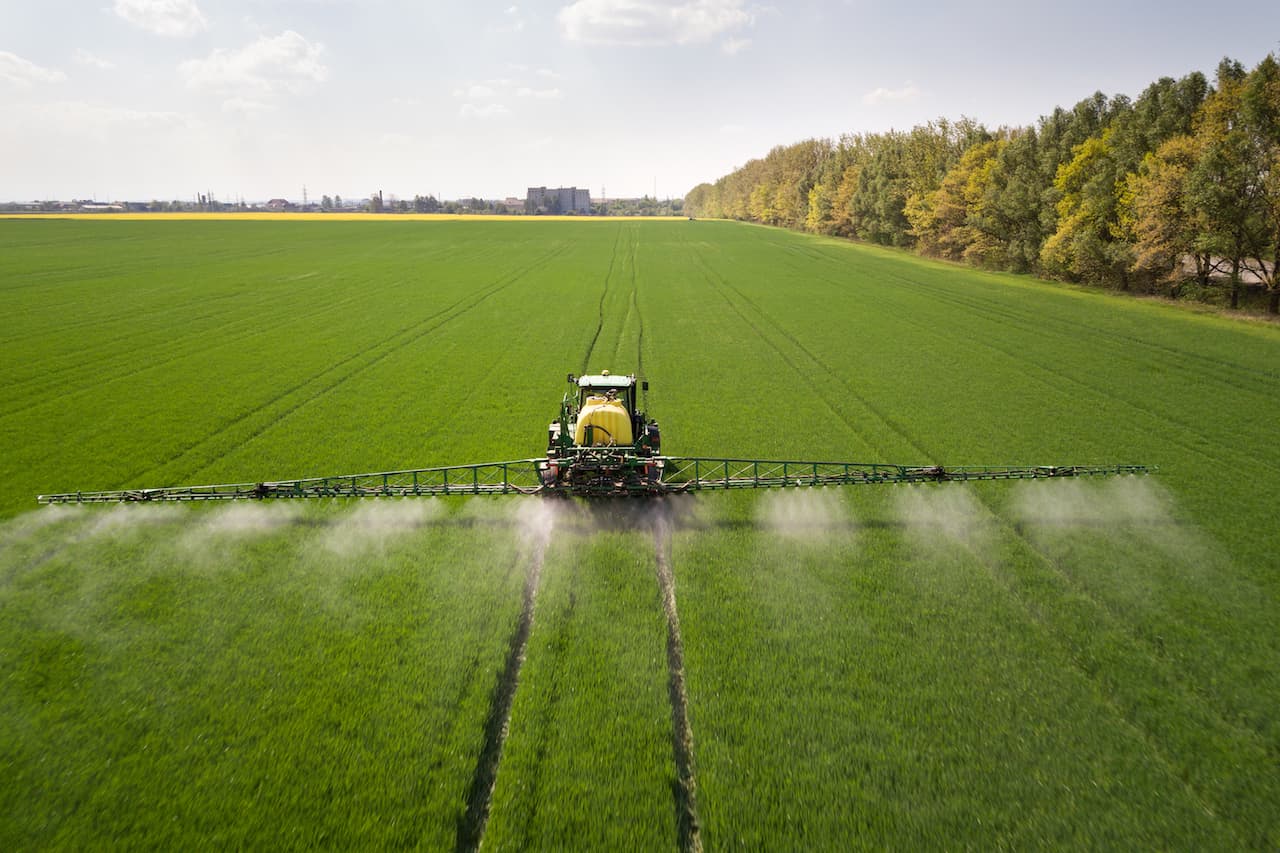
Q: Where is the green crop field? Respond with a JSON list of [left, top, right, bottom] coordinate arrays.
[[2, 218, 1279, 848]]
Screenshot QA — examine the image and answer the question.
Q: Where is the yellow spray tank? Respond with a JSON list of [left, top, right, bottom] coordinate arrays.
[[574, 393, 634, 446]]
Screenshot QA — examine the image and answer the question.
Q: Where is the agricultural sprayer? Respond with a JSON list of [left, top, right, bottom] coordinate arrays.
[[37, 371, 1152, 504]]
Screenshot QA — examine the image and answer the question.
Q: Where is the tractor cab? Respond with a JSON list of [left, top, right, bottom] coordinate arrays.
[[575, 371, 638, 415]]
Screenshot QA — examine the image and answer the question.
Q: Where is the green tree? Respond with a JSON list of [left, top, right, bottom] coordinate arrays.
[[906, 139, 1007, 264], [1186, 58, 1267, 308], [1041, 131, 1134, 286], [1242, 54, 1280, 310], [1124, 135, 1207, 295]]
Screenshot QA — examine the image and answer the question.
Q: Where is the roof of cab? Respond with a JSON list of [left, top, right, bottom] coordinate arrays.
[[577, 373, 635, 388]]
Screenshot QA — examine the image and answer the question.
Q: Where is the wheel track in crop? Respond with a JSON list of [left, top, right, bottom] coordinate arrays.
[[582, 224, 623, 373], [1, 236, 325, 345], [652, 507, 702, 853], [764, 232, 1280, 392], [3, 289, 244, 353], [868, 267, 1280, 479], [2, 243, 474, 407], [114, 242, 572, 490], [688, 231, 1280, 831], [755, 231, 1280, 435], [0, 283, 404, 425], [455, 528, 549, 852], [873, 265, 1280, 467], [680, 235, 924, 461], [729, 233, 1280, 758], [634, 241, 647, 377], [1001, 505, 1280, 750], [951, 513, 1269, 844], [610, 229, 642, 369], [728, 231, 1280, 479], [1, 294, 249, 404], [504, 559, 579, 843]]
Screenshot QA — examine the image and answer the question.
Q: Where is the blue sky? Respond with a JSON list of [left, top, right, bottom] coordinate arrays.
[[2, 1, 1277, 202]]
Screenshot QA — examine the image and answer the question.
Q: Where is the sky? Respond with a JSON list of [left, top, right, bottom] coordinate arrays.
[[2, 0, 1278, 203]]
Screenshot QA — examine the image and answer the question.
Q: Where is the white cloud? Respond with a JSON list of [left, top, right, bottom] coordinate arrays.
[[180, 31, 327, 98], [862, 82, 921, 106], [721, 36, 751, 54], [0, 51, 67, 86], [455, 75, 563, 107], [536, 67, 562, 79], [491, 4, 525, 33], [113, 0, 207, 38], [559, 0, 752, 46], [455, 84, 497, 98], [35, 100, 191, 129], [516, 86, 562, 99], [73, 49, 116, 70], [460, 103, 510, 119], [221, 97, 274, 116]]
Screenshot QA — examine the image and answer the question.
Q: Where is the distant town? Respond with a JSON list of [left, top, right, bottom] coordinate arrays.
[[0, 186, 685, 217]]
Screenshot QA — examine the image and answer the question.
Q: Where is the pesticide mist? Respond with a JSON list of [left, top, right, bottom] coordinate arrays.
[[178, 502, 306, 556], [756, 489, 852, 542], [892, 485, 992, 554], [319, 499, 443, 557]]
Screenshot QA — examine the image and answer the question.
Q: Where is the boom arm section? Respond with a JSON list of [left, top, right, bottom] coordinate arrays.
[[37, 460, 549, 504], [37, 457, 1153, 504], [657, 458, 1154, 493]]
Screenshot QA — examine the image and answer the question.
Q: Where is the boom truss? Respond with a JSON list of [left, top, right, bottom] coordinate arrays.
[[36, 458, 1153, 504]]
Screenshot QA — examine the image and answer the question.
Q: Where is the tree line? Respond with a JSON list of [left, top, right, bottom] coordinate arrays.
[[685, 55, 1280, 312]]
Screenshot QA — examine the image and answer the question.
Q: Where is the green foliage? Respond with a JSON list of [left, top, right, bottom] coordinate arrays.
[[686, 56, 1280, 311]]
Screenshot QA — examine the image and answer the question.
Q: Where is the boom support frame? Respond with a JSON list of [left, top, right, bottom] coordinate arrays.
[[36, 458, 1153, 504]]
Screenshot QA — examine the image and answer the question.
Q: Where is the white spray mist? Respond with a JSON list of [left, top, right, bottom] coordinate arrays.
[[177, 501, 305, 561], [892, 484, 991, 553], [514, 498, 560, 548], [319, 499, 441, 557], [85, 503, 185, 539], [1009, 475, 1202, 563], [756, 488, 851, 541], [0, 504, 86, 543]]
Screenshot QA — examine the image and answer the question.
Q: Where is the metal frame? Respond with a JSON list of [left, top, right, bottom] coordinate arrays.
[[37, 460, 548, 503], [658, 459, 1153, 492], [36, 457, 1154, 504]]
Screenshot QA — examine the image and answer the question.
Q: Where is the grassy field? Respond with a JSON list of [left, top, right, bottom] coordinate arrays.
[[2, 219, 1279, 848]]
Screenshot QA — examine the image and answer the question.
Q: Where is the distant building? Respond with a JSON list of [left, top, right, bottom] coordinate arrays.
[[526, 186, 591, 214], [265, 198, 290, 211]]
